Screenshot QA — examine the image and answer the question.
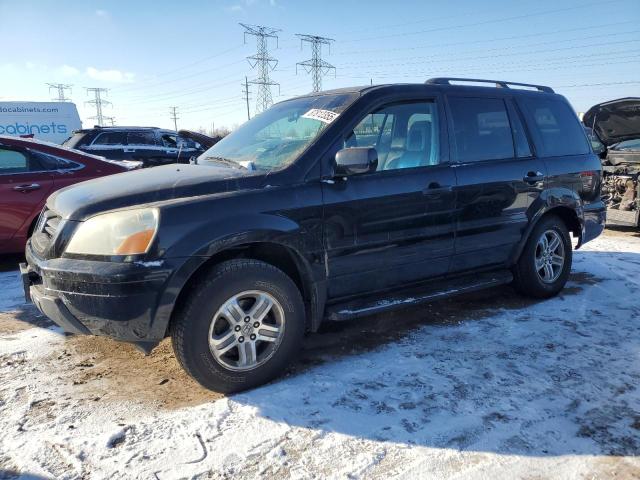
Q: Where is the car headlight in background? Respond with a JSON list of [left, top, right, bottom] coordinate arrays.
[[65, 208, 159, 256]]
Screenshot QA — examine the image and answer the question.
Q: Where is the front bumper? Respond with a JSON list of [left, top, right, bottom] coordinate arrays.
[[22, 242, 174, 342]]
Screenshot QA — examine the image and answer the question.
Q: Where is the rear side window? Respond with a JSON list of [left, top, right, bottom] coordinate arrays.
[[521, 97, 589, 157], [35, 152, 82, 171], [127, 131, 158, 146], [448, 97, 514, 162], [93, 131, 127, 146]]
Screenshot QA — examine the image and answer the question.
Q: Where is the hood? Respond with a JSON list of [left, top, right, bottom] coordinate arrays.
[[583, 97, 640, 146], [49, 163, 257, 220], [178, 129, 222, 149]]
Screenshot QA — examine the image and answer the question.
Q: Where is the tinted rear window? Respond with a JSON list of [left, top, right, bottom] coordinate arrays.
[[521, 97, 589, 157], [449, 97, 514, 162], [93, 131, 127, 146], [127, 131, 158, 146]]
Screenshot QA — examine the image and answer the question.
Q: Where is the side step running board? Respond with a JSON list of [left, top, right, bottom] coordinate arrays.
[[325, 270, 513, 321]]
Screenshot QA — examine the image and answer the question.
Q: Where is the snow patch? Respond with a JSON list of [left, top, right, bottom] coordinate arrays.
[[0, 270, 26, 312]]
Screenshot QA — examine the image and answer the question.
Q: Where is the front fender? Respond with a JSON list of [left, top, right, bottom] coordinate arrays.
[[147, 212, 321, 340]]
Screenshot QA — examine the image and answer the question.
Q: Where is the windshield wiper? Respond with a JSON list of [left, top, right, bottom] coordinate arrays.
[[203, 156, 247, 170]]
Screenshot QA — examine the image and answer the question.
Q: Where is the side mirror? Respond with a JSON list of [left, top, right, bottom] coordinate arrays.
[[335, 147, 378, 176]]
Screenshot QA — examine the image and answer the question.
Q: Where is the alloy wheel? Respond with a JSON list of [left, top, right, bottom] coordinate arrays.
[[535, 229, 565, 284], [208, 290, 286, 371]]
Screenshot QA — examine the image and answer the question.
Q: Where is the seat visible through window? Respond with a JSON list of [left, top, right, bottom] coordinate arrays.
[[385, 120, 432, 170], [346, 101, 439, 172]]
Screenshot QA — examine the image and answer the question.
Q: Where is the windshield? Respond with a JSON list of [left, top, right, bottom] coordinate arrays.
[[198, 93, 358, 171], [61, 132, 85, 148], [612, 139, 640, 151], [583, 127, 605, 154]]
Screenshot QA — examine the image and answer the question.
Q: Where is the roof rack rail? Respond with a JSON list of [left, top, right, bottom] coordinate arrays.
[[426, 77, 554, 93], [94, 125, 161, 129]]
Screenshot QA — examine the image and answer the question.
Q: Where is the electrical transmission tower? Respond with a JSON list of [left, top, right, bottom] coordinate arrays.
[[169, 106, 179, 131], [241, 76, 251, 121], [296, 34, 335, 92], [46, 83, 73, 102], [85, 88, 113, 127], [240, 23, 280, 113]]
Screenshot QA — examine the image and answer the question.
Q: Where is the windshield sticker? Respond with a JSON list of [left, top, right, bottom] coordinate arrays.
[[302, 109, 339, 124]]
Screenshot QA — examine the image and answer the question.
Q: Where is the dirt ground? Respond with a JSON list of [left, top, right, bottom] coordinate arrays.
[[0, 254, 574, 411]]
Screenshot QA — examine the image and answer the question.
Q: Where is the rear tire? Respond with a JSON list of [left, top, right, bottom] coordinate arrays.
[[171, 259, 305, 393], [512, 214, 572, 299]]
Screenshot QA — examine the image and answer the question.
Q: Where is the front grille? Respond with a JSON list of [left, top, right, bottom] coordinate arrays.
[[31, 208, 62, 255]]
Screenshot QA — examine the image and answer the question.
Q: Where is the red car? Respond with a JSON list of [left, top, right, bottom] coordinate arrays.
[[0, 135, 140, 254]]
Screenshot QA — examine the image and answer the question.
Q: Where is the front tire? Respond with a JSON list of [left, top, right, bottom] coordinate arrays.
[[171, 259, 305, 393], [512, 214, 572, 299]]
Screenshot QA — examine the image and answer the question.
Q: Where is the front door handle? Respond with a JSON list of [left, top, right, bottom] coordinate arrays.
[[524, 171, 545, 183], [13, 183, 41, 192], [423, 182, 453, 196], [123, 148, 136, 153]]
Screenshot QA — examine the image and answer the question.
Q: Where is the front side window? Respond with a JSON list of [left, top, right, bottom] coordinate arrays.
[[0, 148, 30, 174], [162, 134, 178, 148], [521, 97, 589, 157], [346, 101, 440, 171], [92, 131, 127, 146], [198, 93, 358, 171], [449, 97, 514, 162]]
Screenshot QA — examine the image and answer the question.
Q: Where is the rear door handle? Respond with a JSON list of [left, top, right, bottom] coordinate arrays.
[[13, 183, 41, 192], [423, 183, 453, 196], [524, 171, 545, 183], [123, 148, 136, 153]]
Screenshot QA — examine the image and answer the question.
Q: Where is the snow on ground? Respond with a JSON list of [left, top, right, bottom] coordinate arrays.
[[0, 270, 27, 313], [0, 230, 639, 479]]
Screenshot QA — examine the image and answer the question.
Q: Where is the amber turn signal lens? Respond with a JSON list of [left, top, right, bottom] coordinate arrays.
[[115, 229, 155, 255]]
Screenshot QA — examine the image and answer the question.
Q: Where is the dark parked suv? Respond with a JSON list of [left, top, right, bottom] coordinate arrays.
[[62, 126, 204, 167], [21, 78, 605, 392]]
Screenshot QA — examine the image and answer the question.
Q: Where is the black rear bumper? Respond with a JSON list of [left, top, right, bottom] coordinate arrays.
[[582, 200, 607, 244], [22, 242, 174, 342]]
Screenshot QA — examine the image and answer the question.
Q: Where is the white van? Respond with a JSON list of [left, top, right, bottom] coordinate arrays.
[[0, 101, 82, 144]]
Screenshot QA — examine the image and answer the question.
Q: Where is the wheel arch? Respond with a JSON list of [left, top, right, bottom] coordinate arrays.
[[510, 204, 583, 265], [162, 239, 325, 339]]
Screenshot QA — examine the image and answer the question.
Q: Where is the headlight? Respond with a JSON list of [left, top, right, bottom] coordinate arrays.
[[65, 208, 159, 256]]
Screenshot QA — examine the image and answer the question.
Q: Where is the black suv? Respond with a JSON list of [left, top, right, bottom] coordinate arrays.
[[21, 78, 605, 392], [62, 126, 204, 167]]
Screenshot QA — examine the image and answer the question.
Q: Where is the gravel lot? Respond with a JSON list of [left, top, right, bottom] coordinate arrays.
[[0, 229, 639, 479]]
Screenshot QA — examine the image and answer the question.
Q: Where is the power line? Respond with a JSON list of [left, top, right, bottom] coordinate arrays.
[[169, 106, 179, 131], [296, 34, 335, 92], [339, 38, 640, 69], [340, 0, 625, 43], [240, 23, 281, 113], [46, 83, 72, 102], [333, 21, 637, 57], [85, 87, 113, 127], [112, 46, 245, 93], [113, 59, 246, 95]]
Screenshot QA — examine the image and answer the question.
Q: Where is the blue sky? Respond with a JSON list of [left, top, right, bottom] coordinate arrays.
[[1, 0, 638, 131]]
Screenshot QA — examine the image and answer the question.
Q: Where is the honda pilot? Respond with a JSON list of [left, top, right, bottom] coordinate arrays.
[[21, 78, 605, 392]]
